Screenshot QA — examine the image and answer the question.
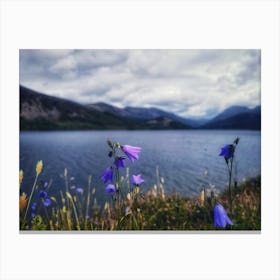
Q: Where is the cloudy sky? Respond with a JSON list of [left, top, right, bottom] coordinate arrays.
[[20, 49, 260, 119]]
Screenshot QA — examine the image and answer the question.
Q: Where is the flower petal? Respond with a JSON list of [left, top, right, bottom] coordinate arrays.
[[105, 184, 116, 194], [100, 167, 114, 183], [213, 204, 233, 228]]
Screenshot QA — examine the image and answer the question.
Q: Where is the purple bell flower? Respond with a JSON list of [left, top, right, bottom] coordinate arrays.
[[100, 167, 114, 183], [213, 204, 234, 228], [219, 144, 235, 160], [132, 174, 145, 186], [122, 145, 142, 163], [114, 157, 126, 169], [105, 184, 116, 194]]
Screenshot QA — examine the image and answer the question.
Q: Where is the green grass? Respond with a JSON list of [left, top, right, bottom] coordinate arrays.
[[19, 168, 261, 231]]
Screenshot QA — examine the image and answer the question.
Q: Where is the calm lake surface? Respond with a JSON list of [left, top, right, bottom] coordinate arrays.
[[20, 130, 261, 204]]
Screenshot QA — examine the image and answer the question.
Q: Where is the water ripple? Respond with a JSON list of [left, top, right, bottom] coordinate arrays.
[[20, 130, 260, 203]]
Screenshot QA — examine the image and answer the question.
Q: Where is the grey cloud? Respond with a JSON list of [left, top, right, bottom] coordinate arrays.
[[19, 49, 261, 118]]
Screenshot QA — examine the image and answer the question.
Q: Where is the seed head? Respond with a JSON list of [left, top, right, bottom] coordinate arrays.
[[36, 160, 43, 175]]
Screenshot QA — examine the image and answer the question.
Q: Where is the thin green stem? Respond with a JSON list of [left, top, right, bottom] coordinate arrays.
[[85, 176, 92, 229], [115, 167, 121, 224], [23, 173, 38, 221], [228, 157, 234, 213], [66, 192, 80, 230], [42, 201, 50, 225], [65, 173, 70, 210]]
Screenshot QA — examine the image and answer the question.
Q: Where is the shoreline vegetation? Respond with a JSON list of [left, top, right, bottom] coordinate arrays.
[[19, 139, 261, 231], [19, 169, 261, 231]]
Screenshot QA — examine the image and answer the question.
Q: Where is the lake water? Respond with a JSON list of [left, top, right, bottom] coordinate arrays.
[[20, 130, 261, 204]]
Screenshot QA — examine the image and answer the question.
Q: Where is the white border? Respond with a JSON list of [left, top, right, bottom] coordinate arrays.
[[1, 1, 279, 280]]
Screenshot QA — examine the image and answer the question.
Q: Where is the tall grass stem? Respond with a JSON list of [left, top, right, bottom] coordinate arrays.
[[23, 174, 38, 221]]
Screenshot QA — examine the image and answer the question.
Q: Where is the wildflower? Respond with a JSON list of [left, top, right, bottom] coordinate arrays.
[[43, 182, 48, 189], [114, 157, 126, 168], [219, 145, 235, 160], [19, 170, 23, 185], [70, 185, 76, 190], [122, 145, 142, 163], [76, 188, 83, 194], [105, 184, 116, 194], [213, 204, 234, 228], [31, 213, 36, 218], [132, 174, 144, 186], [43, 198, 52, 207], [19, 193, 27, 211], [39, 191, 48, 199], [31, 202, 37, 211], [36, 160, 43, 175], [100, 167, 114, 183]]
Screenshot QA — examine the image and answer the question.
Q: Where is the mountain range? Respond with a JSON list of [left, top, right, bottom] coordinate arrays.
[[20, 85, 261, 130]]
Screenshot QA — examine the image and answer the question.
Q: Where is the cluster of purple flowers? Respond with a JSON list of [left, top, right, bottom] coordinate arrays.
[[100, 141, 144, 194], [31, 202, 37, 218], [29, 189, 52, 218], [39, 190, 52, 207]]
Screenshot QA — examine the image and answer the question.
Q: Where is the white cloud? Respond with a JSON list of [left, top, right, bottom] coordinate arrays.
[[19, 49, 261, 118]]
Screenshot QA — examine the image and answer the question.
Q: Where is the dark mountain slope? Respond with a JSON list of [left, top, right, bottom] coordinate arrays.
[[201, 106, 261, 130], [20, 86, 136, 130], [88, 103, 193, 128], [211, 106, 250, 122], [20, 86, 191, 130], [20, 86, 261, 131]]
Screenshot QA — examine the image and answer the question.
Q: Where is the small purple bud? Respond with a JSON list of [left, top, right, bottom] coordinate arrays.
[[105, 184, 116, 194], [39, 191, 48, 199], [76, 188, 83, 194], [43, 198, 52, 207]]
